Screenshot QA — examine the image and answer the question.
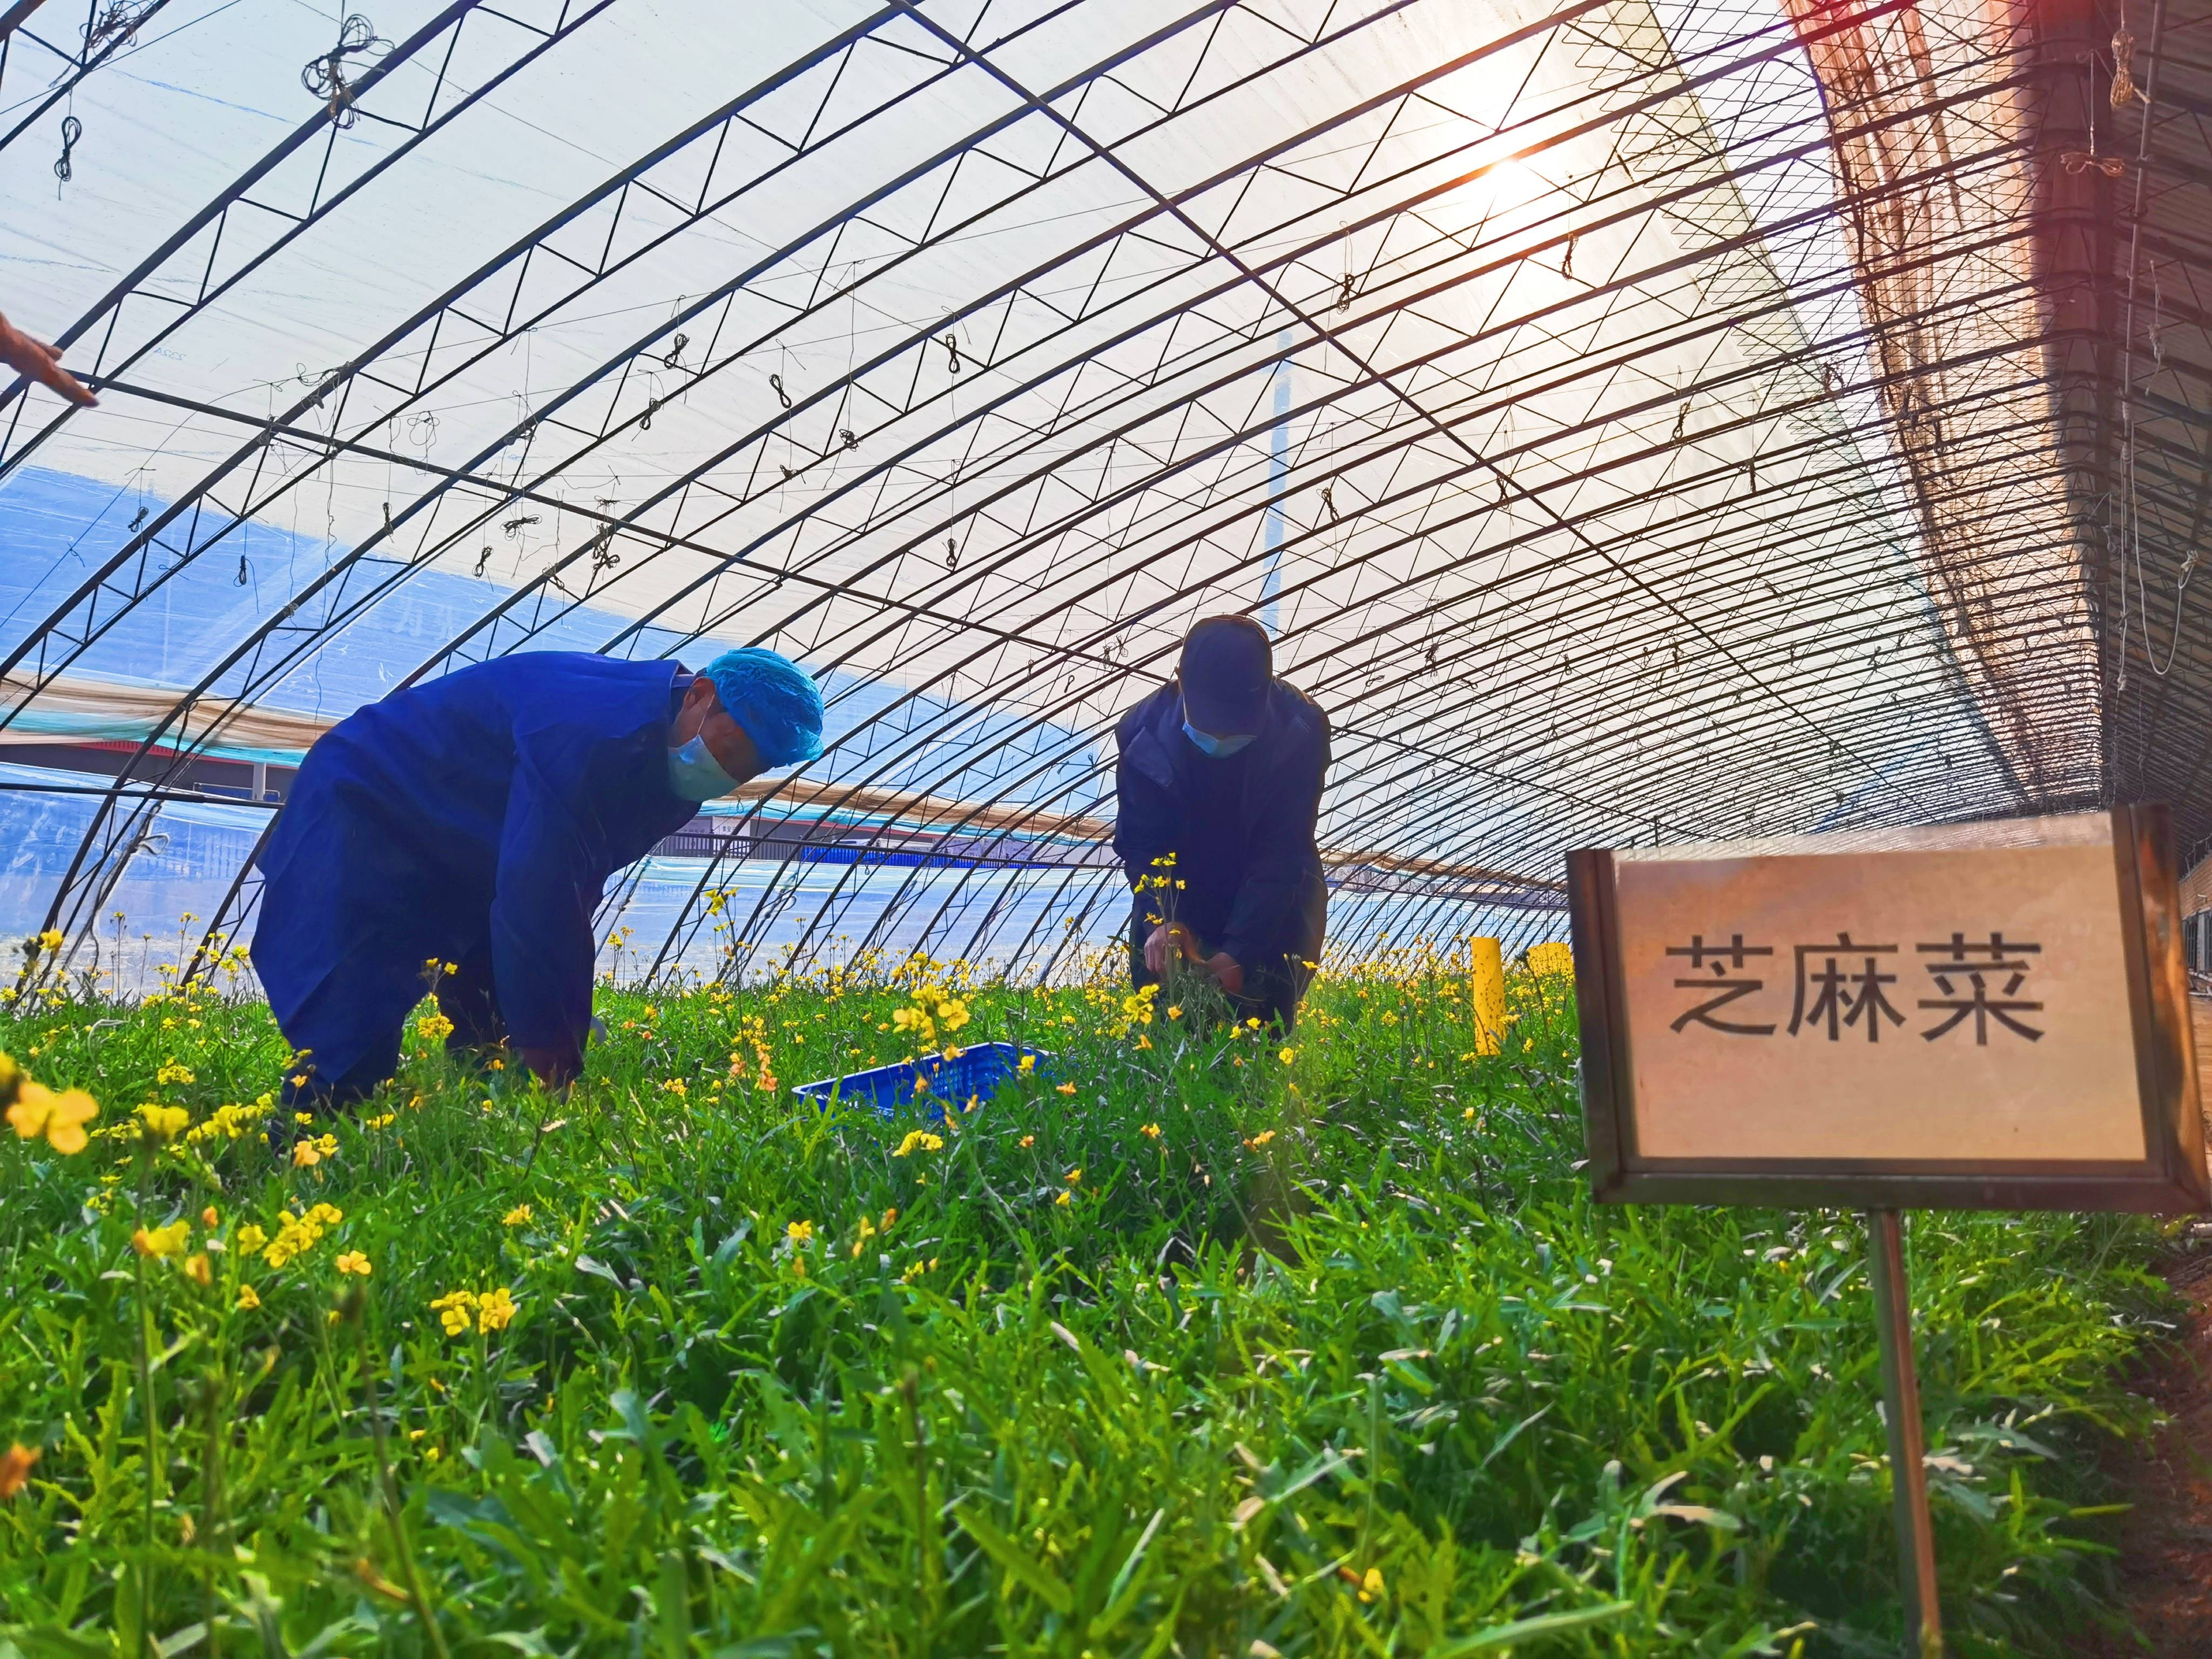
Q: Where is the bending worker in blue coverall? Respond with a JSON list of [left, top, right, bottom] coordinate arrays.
[[251, 649, 825, 1114], [1113, 615, 1329, 1033]]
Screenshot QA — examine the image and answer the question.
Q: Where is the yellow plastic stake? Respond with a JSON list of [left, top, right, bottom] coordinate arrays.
[[1468, 938, 1505, 1055], [1526, 941, 1574, 980]]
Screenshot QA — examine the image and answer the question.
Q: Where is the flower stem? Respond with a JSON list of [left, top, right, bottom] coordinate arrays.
[[353, 1296, 452, 1659], [131, 1147, 158, 1659], [201, 1363, 223, 1659]]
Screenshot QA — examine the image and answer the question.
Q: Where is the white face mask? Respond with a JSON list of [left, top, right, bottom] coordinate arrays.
[[1182, 720, 1256, 759], [666, 733, 739, 799]]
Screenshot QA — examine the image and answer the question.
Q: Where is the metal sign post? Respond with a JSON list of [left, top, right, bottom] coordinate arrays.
[[1866, 1209, 1941, 1659]]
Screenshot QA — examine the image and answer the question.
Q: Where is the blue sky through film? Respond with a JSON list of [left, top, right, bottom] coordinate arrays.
[[0, 466, 1103, 810]]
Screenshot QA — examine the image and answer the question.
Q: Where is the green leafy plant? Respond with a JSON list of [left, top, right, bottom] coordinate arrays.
[[0, 940, 2175, 1655]]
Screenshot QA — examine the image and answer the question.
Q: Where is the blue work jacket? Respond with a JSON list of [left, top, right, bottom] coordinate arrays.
[[250, 652, 697, 1079], [1111, 677, 1329, 971]]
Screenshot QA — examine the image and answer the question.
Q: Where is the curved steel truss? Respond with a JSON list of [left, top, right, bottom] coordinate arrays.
[[0, 0, 2176, 983]]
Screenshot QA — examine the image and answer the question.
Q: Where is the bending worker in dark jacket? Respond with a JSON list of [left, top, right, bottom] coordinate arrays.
[[252, 648, 824, 1109], [1112, 616, 1329, 1031]]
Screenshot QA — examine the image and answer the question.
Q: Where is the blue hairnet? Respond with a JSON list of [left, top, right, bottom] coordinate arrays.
[[699, 648, 825, 768]]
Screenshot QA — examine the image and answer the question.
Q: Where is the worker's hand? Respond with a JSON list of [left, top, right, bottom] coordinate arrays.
[[1204, 952, 1244, 997], [0, 312, 94, 407], [1145, 921, 1206, 974], [516, 1043, 580, 1092]]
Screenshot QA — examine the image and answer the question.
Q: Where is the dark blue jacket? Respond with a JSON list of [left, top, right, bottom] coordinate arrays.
[[1112, 677, 1328, 971], [251, 653, 696, 1080]]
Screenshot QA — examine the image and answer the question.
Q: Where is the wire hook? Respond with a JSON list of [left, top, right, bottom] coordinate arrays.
[[53, 116, 80, 188]]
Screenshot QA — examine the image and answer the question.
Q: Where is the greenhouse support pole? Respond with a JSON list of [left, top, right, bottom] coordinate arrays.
[[1867, 1209, 1942, 1658], [0, 2, 50, 41]]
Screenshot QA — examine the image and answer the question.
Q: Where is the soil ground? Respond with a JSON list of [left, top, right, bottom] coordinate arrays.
[[2085, 1002, 2212, 1654], [2088, 1231, 2212, 1656]]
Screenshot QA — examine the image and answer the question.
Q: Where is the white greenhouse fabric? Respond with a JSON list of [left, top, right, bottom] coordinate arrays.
[[0, 0, 2079, 980]]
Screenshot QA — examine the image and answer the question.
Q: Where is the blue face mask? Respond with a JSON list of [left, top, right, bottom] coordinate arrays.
[[667, 733, 739, 800], [1182, 720, 1256, 759]]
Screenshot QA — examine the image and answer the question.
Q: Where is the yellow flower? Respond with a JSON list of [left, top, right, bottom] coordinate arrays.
[[234, 1223, 268, 1255], [235, 1284, 260, 1311], [661, 1078, 688, 1097], [1140, 1122, 1161, 1139], [335, 1252, 371, 1277], [1064, 1168, 1082, 1184], [292, 1134, 337, 1168], [37, 928, 63, 954], [1166, 1005, 1182, 1019], [1244, 1130, 1276, 1149], [1359, 1567, 1384, 1603], [1054, 1190, 1071, 1207], [1019, 1134, 1035, 1148], [786, 1219, 814, 1245], [260, 1202, 342, 1269], [1278, 1047, 1296, 1065], [1462, 1107, 1475, 1120], [132, 1220, 190, 1258], [136, 1102, 189, 1142], [430, 1290, 478, 1337], [503, 1204, 533, 1227], [154, 1060, 194, 1086], [416, 1011, 455, 1043], [476, 1286, 516, 1334], [893, 1130, 945, 1157], [200, 1206, 219, 1228], [8, 1082, 99, 1155], [1017, 1053, 1035, 1073], [184, 1253, 212, 1286], [0, 1443, 39, 1501], [1055, 1082, 1076, 1096]]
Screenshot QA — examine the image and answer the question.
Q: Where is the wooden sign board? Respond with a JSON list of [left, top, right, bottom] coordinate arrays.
[[1567, 806, 2210, 1211]]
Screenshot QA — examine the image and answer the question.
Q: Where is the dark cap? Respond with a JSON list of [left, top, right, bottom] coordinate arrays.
[[1178, 615, 1271, 736]]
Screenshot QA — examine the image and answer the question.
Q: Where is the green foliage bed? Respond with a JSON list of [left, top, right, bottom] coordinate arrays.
[[0, 949, 2177, 1656]]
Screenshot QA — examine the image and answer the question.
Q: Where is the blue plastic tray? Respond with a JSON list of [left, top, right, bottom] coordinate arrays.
[[792, 1040, 1054, 1118]]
